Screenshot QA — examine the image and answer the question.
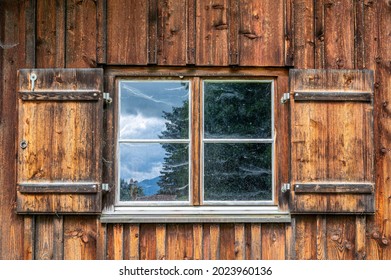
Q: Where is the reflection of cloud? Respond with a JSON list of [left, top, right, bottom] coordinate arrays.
[[123, 85, 173, 106], [120, 112, 167, 139]]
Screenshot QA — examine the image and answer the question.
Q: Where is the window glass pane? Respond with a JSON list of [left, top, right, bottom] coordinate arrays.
[[119, 143, 189, 202], [203, 143, 272, 201], [204, 82, 271, 139], [120, 81, 189, 139]]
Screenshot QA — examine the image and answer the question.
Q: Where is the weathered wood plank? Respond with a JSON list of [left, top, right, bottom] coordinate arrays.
[[23, 216, 35, 260], [323, 0, 355, 69], [18, 91, 101, 101], [186, 0, 196, 64], [295, 216, 316, 260], [285, 219, 295, 260], [66, 0, 97, 68], [113, 224, 124, 260], [250, 224, 262, 260], [314, 0, 324, 68], [293, 91, 372, 102], [156, 224, 166, 260], [228, 0, 239, 65], [139, 224, 156, 260], [284, 0, 294, 66], [234, 224, 245, 260], [167, 224, 193, 260], [35, 216, 54, 260], [53, 216, 64, 260], [326, 216, 355, 260], [63, 216, 97, 260], [128, 224, 140, 260], [96, 222, 107, 260], [192, 77, 200, 205], [239, 0, 285, 66], [219, 224, 234, 260], [96, 0, 107, 64], [148, 0, 158, 64], [209, 224, 220, 260], [24, 0, 36, 68], [294, 0, 315, 68], [193, 224, 203, 260], [196, 0, 229, 65], [18, 183, 99, 193], [316, 215, 327, 260], [261, 224, 285, 260], [355, 215, 366, 259], [107, 0, 148, 65], [157, 0, 187, 65], [0, 0, 24, 259]]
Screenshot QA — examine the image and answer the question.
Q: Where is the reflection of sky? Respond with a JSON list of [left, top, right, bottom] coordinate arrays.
[[119, 81, 189, 139], [120, 143, 165, 182]]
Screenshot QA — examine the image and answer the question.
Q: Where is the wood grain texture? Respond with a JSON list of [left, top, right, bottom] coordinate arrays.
[[167, 224, 193, 260], [239, 0, 285, 66], [219, 224, 234, 260], [107, 0, 148, 65], [66, 0, 97, 68], [156, 224, 166, 260], [196, 0, 229, 65], [35, 216, 55, 260], [295, 216, 317, 260], [23, 216, 35, 260], [234, 224, 245, 260], [139, 224, 156, 260], [193, 224, 203, 260], [326, 216, 355, 260], [261, 224, 285, 260]]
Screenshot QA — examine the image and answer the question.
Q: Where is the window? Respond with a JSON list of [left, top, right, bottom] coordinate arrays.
[[102, 68, 290, 223]]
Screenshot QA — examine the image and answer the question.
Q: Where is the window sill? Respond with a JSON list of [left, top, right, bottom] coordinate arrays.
[[100, 206, 291, 223]]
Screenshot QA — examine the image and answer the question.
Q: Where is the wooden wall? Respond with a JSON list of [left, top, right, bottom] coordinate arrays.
[[0, 0, 390, 260]]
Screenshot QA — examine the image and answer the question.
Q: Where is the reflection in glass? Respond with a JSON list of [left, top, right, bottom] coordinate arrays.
[[119, 143, 189, 202], [204, 82, 272, 139], [203, 143, 272, 201], [119, 81, 189, 139]]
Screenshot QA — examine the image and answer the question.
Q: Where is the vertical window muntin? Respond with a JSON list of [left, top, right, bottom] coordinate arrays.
[[201, 79, 275, 205], [117, 79, 192, 206]]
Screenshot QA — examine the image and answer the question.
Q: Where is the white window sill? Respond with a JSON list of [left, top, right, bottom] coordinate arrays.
[[100, 206, 291, 223]]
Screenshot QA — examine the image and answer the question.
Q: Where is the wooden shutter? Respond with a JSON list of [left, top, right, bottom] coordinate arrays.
[[289, 69, 374, 214], [17, 69, 103, 214]]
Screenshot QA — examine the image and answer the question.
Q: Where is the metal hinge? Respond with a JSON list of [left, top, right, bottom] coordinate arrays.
[[280, 92, 290, 104], [281, 183, 291, 193], [103, 92, 112, 104], [102, 183, 109, 192]]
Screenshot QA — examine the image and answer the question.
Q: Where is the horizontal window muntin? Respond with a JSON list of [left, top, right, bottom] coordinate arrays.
[[117, 80, 192, 205], [201, 80, 275, 205]]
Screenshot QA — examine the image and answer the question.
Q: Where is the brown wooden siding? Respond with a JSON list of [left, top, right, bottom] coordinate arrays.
[[1, 0, 391, 260]]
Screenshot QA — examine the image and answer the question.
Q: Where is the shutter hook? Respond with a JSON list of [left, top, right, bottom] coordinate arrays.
[[30, 73, 37, 91]]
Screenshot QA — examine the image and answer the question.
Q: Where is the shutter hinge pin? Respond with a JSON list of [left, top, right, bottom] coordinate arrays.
[[280, 92, 290, 104], [103, 92, 112, 104], [102, 183, 109, 192], [281, 183, 291, 193]]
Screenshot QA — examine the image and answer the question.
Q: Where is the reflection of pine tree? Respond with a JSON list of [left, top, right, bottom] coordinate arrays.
[[120, 178, 145, 201], [157, 100, 189, 200]]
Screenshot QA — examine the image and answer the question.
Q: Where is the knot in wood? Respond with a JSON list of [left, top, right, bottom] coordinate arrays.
[[381, 238, 389, 246]]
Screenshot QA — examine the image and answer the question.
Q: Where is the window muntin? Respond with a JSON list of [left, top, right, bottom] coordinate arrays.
[[202, 81, 274, 205], [117, 78, 274, 206], [118, 80, 191, 204]]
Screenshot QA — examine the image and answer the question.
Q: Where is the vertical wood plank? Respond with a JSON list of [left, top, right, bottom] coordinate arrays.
[[323, 0, 355, 69], [193, 224, 203, 260], [326, 216, 355, 260], [192, 77, 201, 205], [0, 0, 24, 259], [295, 216, 316, 260], [239, 0, 285, 66], [250, 224, 262, 260], [96, 222, 107, 260], [314, 0, 324, 68], [36, 0, 65, 67], [167, 224, 193, 260], [228, 0, 239, 65], [210, 224, 220, 260], [203, 224, 211, 259], [129, 224, 140, 260], [140, 224, 156, 260], [234, 224, 245, 260], [35, 216, 54, 260], [148, 0, 158, 64], [24, 0, 36, 68], [106, 224, 114, 259], [293, 0, 315, 68], [23, 216, 35, 260], [63, 216, 98, 260], [157, 0, 187, 65], [107, 0, 148, 65], [219, 224, 234, 260], [285, 218, 295, 260], [355, 0, 364, 69], [261, 224, 285, 260], [113, 224, 124, 260], [96, 0, 107, 64], [156, 224, 166, 260], [196, 0, 229, 65], [186, 0, 196, 64], [53, 216, 64, 260], [316, 215, 327, 260], [284, 0, 294, 66], [355, 215, 366, 259], [66, 0, 98, 68]]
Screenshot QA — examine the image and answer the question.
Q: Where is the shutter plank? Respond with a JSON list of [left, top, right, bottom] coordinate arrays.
[[290, 69, 374, 214], [17, 68, 103, 214]]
